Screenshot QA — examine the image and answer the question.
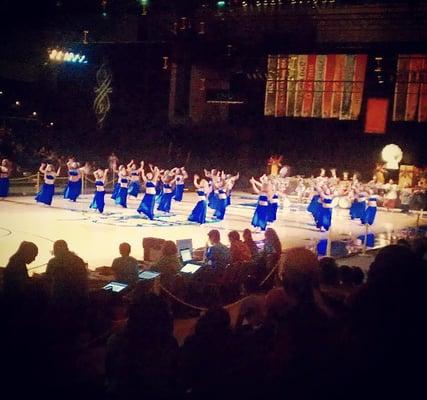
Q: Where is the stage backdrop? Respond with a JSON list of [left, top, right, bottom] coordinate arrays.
[[264, 54, 367, 120], [393, 54, 427, 122]]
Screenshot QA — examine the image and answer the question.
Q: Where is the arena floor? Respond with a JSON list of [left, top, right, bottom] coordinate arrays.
[[0, 191, 423, 274]]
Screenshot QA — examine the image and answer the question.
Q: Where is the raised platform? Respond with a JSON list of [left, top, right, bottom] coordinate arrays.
[[0, 192, 423, 274]]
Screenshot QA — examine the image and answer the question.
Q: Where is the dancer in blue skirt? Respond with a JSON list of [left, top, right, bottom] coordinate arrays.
[[0, 159, 11, 198], [250, 175, 272, 231], [361, 189, 379, 226], [188, 175, 209, 224], [225, 172, 239, 206], [63, 160, 82, 202], [111, 164, 122, 200], [173, 167, 188, 202], [204, 169, 220, 210], [90, 168, 108, 213], [115, 166, 129, 208], [157, 171, 177, 213], [35, 163, 61, 206], [213, 177, 228, 220], [127, 160, 144, 198], [137, 165, 160, 220], [318, 187, 335, 232]]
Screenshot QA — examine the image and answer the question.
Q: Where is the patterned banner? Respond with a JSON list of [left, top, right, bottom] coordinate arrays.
[[340, 54, 356, 120], [331, 54, 346, 118], [419, 57, 427, 122], [264, 55, 278, 116], [302, 54, 317, 117], [275, 56, 288, 117], [350, 54, 368, 119], [322, 54, 336, 118], [405, 55, 424, 121], [285, 55, 298, 116], [294, 55, 308, 117], [312, 55, 326, 118], [393, 55, 411, 121]]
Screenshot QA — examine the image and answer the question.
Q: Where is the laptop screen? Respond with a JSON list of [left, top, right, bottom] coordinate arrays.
[[180, 248, 192, 263], [180, 263, 202, 274], [103, 281, 128, 293], [139, 271, 160, 280]]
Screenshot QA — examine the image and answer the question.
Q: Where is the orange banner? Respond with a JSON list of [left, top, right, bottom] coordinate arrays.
[[350, 54, 368, 119], [418, 56, 427, 122], [275, 56, 288, 117], [331, 55, 345, 118], [405, 55, 424, 121], [322, 54, 336, 118], [302, 54, 317, 117]]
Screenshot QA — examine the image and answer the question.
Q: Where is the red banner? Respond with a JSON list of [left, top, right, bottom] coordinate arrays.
[[294, 55, 308, 117], [275, 56, 288, 117], [302, 55, 317, 118], [365, 98, 389, 134], [419, 56, 427, 122], [405, 55, 424, 121], [331, 55, 345, 118], [393, 55, 410, 121], [350, 54, 368, 119], [322, 54, 336, 118]]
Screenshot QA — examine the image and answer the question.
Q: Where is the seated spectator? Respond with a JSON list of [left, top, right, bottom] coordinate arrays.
[[181, 307, 239, 397], [106, 294, 180, 399], [151, 240, 181, 288], [111, 242, 139, 285], [3, 241, 38, 301], [228, 230, 251, 264], [338, 265, 354, 289], [243, 228, 259, 259], [204, 229, 231, 269], [319, 257, 339, 287], [236, 275, 266, 329], [45, 240, 88, 309], [396, 238, 411, 248], [263, 228, 282, 270], [412, 237, 427, 261], [351, 266, 365, 286]]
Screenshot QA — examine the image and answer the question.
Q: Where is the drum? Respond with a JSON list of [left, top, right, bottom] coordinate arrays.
[[338, 196, 351, 209]]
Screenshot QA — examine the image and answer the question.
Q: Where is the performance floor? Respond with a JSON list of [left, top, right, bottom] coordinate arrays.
[[0, 191, 423, 275]]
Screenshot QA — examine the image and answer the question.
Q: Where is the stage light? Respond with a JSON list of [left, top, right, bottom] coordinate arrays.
[[15, 100, 21, 106], [32, 112, 37, 116], [48, 49, 88, 64], [217, 1, 225, 9], [49, 122, 54, 126], [0, 90, 3, 95], [382, 144, 403, 170]]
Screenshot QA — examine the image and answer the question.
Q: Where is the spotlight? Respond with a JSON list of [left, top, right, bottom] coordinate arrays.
[[32, 112, 37, 116], [15, 100, 21, 106]]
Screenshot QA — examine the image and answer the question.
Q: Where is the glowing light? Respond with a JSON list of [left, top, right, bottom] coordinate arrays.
[[15, 100, 21, 106], [382, 144, 403, 170], [0, 90, 3, 95], [217, 1, 225, 8], [48, 49, 88, 64], [32, 111, 37, 116], [49, 122, 54, 126]]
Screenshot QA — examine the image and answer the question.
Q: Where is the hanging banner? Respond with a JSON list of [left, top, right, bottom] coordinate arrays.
[[302, 54, 317, 118], [322, 54, 336, 118], [312, 55, 326, 118], [275, 56, 288, 117], [340, 55, 356, 120], [331, 54, 346, 118], [294, 55, 308, 117], [405, 55, 424, 121], [285, 55, 298, 116], [365, 98, 389, 134], [350, 54, 368, 119], [418, 56, 427, 122], [264, 55, 278, 116], [393, 55, 410, 121]]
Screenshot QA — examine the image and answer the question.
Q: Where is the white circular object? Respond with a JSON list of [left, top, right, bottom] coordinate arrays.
[[381, 144, 403, 170]]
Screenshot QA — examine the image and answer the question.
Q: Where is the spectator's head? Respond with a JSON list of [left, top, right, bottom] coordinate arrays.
[[119, 242, 131, 257], [339, 265, 353, 287], [265, 228, 281, 253], [397, 238, 411, 248], [228, 230, 240, 244], [282, 247, 319, 302], [351, 266, 365, 286], [1, 158, 8, 166], [243, 228, 254, 243], [319, 257, 339, 286], [242, 274, 261, 295], [412, 237, 427, 261], [53, 240, 69, 257], [208, 229, 221, 245], [195, 307, 230, 338], [161, 240, 178, 257], [15, 241, 38, 264], [127, 294, 173, 339]]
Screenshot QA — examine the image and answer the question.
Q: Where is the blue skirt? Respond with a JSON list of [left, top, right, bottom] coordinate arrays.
[[267, 202, 278, 222], [214, 198, 227, 220], [226, 194, 231, 206], [188, 200, 207, 224], [115, 187, 127, 208], [137, 193, 155, 220], [174, 184, 185, 201], [208, 191, 217, 210], [111, 183, 120, 200], [90, 191, 105, 213], [321, 207, 332, 231], [158, 192, 174, 212], [35, 183, 54, 205], [252, 203, 269, 231], [363, 206, 377, 225], [350, 201, 365, 220], [0, 177, 10, 197], [64, 180, 81, 201], [127, 181, 141, 198]]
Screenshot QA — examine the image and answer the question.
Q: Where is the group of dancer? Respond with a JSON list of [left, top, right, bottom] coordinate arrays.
[[307, 168, 381, 231]]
